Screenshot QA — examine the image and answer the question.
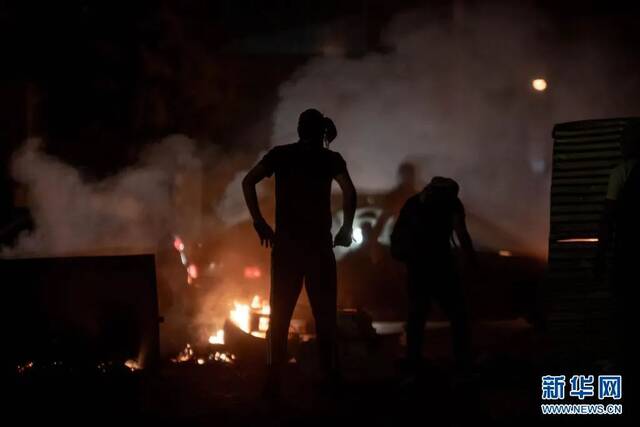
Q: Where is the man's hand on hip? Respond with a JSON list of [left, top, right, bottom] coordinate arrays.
[[333, 225, 353, 247], [253, 219, 275, 248]]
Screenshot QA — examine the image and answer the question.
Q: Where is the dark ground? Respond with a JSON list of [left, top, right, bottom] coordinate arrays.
[[11, 319, 616, 427]]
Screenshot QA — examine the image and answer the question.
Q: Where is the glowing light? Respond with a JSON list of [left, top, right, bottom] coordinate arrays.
[[499, 250, 513, 257], [557, 238, 599, 243], [244, 266, 262, 279], [173, 236, 185, 252], [172, 235, 197, 286], [16, 361, 34, 374], [229, 295, 270, 338], [187, 264, 198, 279], [352, 227, 364, 244], [213, 352, 235, 364], [230, 302, 251, 333], [124, 359, 141, 371], [196, 358, 205, 365], [172, 344, 194, 363], [250, 295, 261, 309], [208, 329, 225, 345], [258, 316, 270, 332], [532, 78, 548, 92]]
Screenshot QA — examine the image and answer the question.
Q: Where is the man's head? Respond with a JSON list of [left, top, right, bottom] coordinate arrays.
[[298, 108, 337, 145], [621, 121, 640, 159], [360, 222, 373, 242], [397, 162, 417, 190], [421, 176, 459, 202]]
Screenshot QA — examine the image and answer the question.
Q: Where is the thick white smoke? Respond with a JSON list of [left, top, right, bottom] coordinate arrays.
[[271, 5, 638, 257], [3, 135, 204, 257]]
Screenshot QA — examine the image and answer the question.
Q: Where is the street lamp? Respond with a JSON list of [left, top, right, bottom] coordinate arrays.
[[532, 78, 548, 92]]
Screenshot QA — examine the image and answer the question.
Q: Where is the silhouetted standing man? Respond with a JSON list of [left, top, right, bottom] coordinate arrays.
[[242, 109, 356, 396], [370, 162, 419, 264], [391, 177, 475, 372]]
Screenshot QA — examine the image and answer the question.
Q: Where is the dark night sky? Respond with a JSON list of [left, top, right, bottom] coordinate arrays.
[[1, 0, 639, 225]]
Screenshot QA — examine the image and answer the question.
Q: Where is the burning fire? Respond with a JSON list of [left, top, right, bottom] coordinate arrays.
[[232, 295, 270, 337], [213, 352, 235, 364], [208, 329, 225, 345], [171, 295, 271, 366], [230, 301, 251, 333], [248, 295, 270, 338], [172, 343, 195, 363], [124, 359, 142, 371], [171, 343, 236, 366], [208, 294, 271, 344]]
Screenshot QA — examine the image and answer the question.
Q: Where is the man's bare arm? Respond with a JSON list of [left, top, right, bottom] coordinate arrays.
[[242, 163, 269, 222], [242, 163, 274, 247], [334, 171, 357, 246], [454, 212, 477, 266]]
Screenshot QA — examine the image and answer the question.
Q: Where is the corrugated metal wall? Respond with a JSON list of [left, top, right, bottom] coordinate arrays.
[[546, 117, 638, 361]]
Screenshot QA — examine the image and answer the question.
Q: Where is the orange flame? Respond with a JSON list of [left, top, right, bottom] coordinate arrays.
[[172, 343, 194, 363], [228, 295, 270, 338], [208, 329, 225, 345]]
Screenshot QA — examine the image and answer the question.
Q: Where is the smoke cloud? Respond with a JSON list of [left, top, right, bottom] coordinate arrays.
[[3, 135, 207, 257], [271, 3, 639, 257], [2, 135, 228, 354]]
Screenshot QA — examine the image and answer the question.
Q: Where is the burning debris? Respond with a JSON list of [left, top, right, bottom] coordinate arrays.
[[172, 343, 195, 363], [16, 359, 144, 376], [203, 294, 271, 349], [169, 294, 271, 366], [169, 293, 278, 367], [208, 330, 225, 345], [16, 361, 34, 375], [229, 295, 271, 339], [171, 343, 236, 366], [97, 360, 145, 374], [212, 352, 235, 364], [124, 359, 142, 372]]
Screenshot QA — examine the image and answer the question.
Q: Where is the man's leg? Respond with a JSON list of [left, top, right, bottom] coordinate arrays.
[[405, 265, 429, 368], [304, 245, 338, 377], [435, 272, 472, 370], [266, 244, 304, 392]]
